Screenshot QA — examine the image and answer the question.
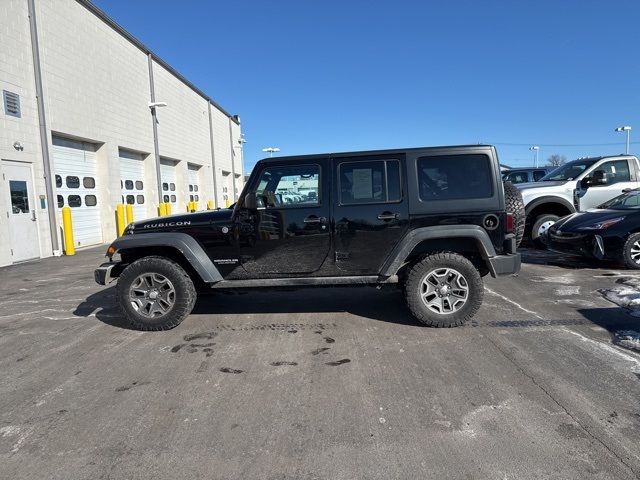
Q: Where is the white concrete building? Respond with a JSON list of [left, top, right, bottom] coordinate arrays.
[[0, 0, 244, 267]]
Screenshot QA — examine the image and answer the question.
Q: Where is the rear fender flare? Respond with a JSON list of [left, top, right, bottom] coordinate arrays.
[[379, 225, 497, 277]]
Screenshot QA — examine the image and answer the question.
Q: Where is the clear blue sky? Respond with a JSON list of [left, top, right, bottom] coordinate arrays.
[[94, 0, 639, 171]]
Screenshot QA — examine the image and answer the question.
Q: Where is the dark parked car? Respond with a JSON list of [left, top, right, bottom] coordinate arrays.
[[545, 189, 640, 268], [502, 167, 551, 184], [95, 145, 521, 330]]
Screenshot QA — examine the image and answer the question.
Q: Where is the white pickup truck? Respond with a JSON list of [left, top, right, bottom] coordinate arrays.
[[517, 154, 640, 247]]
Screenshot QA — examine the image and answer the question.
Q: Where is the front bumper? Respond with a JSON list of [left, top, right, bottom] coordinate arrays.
[[94, 262, 120, 285], [489, 253, 521, 276], [546, 229, 623, 260]]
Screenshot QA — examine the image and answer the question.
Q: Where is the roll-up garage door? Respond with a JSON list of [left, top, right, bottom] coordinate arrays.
[[187, 164, 200, 206], [53, 137, 102, 247], [222, 170, 233, 207], [160, 159, 177, 207], [119, 150, 147, 221]]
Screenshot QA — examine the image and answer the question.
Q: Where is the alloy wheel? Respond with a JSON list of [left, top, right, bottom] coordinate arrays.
[[420, 267, 469, 315], [129, 273, 176, 318]]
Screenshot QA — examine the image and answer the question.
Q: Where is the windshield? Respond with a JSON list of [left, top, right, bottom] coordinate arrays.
[[540, 159, 598, 181], [598, 190, 640, 210]]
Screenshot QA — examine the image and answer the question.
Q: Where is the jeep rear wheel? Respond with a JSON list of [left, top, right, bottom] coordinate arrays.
[[404, 253, 483, 327], [116, 256, 197, 331]]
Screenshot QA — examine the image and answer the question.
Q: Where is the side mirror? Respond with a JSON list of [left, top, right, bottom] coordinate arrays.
[[243, 192, 257, 210], [590, 170, 607, 186]]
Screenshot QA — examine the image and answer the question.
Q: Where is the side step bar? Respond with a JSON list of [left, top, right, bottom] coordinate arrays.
[[211, 275, 398, 289]]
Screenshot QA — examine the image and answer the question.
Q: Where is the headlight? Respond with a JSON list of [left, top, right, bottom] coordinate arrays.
[[578, 216, 625, 230]]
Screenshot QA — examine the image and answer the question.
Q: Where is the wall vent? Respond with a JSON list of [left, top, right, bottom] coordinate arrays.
[[3, 90, 21, 118]]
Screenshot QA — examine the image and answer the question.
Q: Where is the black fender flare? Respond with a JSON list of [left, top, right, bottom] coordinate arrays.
[[524, 195, 576, 217], [379, 225, 498, 277], [109, 233, 223, 283]]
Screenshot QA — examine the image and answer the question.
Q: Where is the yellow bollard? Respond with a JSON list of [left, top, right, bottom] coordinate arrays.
[[158, 203, 167, 217], [225, 199, 230, 208], [166, 202, 171, 215], [116, 204, 125, 236], [207, 200, 214, 210], [194, 202, 199, 212], [62, 206, 75, 255], [125, 203, 133, 224]]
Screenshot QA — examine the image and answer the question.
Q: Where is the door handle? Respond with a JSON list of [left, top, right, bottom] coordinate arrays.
[[377, 212, 399, 221], [303, 215, 326, 224]]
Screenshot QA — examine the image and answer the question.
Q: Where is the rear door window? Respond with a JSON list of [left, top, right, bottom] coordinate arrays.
[[339, 160, 401, 204], [417, 154, 493, 200]]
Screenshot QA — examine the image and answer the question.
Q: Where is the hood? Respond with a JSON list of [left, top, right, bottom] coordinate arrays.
[[552, 209, 628, 231], [515, 180, 566, 190], [129, 208, 233, 234]]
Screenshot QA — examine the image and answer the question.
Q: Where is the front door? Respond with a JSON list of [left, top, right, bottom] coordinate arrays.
[[577, 158, 638, 210], [2, 161, 39, 262], [238, 161, 331, 275], [333, 155, 409, 275]]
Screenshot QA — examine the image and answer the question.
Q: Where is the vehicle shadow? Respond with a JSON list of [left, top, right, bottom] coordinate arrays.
[[519, 247, 623, 270], [74, 285, 425, 330]]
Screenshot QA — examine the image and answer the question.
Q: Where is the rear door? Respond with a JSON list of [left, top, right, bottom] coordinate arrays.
[[238, 160, 331, 275], [333, 155, 408, 275]]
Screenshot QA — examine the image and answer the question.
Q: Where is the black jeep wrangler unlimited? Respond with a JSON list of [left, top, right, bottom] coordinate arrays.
[[95, 145, 521, 329]]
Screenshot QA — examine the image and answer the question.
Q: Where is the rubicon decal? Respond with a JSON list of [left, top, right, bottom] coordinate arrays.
[[143, 221, 191, 228]]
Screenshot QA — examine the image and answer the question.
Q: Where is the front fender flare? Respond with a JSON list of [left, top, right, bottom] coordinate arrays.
[[524, 195, 576, 216], [379, 225, 498, 277], [109, 232, 223, 284]]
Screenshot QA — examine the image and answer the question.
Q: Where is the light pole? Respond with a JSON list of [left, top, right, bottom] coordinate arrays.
[[529, 146, 540, 168], [262, 147, 280, 158], [615, 126, 632, 154]]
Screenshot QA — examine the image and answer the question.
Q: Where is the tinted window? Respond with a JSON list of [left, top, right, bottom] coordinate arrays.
[[195, 195, 199, 201], [9, 180, 29, 214], [68, 195, 82, 207], [66, 176, 80, 188], [163, 195, 170, 203], [189, 185, 194, 192], [593, 160, 631, 185], [417, 154, 492, 200], [194, 185, 198, 192], [254, 164, 320, 208], [135, 180, 143, 190], [83, 177, 95, 188], [56, 175, 62, 188], [170, 183, 175, 191], [57, 195, 64, 208], [136, 195, 145, 204], [124, 180, 134, 190], [189, 195, 194, 201], [162, 182, 168, 191], [340, 160, 401, 204], [85, 195, 97, 206], [505, 171, 529, 184], [126, 195, 135, 204], [170, 195, 176, 203], [533, 170, 547, 181]]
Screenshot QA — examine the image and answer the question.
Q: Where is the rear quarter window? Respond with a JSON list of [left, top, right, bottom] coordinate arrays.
[[417, 154, 493, 201]]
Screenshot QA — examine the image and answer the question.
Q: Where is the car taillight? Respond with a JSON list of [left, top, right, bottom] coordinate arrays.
[[505, 213, 514, 234]]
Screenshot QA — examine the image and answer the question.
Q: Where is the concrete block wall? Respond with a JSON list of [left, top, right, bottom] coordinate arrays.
[[0, 0, 242, 267]]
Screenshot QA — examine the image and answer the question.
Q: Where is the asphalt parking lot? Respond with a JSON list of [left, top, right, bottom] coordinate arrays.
[[1, 247, 640, 480]]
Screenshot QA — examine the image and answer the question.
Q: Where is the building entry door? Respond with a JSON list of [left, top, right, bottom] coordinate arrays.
[[2, 160, 39, 262]]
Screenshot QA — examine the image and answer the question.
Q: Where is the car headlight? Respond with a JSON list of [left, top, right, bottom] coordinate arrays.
[[578, 216, 625, 230]]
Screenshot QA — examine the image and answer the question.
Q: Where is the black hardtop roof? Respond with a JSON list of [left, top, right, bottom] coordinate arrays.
[[256, 144, 495, 164]]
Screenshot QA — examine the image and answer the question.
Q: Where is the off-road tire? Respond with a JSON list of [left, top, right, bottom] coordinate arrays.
[[116, 256, 197, 331], [623, 233, 640, 270], [503, 181, 525, 247], [531, 214, 559, 249], [404, 252, 483, 327]]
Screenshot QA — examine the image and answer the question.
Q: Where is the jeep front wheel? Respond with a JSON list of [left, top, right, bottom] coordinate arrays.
[[404, 253, 483, 327], [116, 256, 197, 331]]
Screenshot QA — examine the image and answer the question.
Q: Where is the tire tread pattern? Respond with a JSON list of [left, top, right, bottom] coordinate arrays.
[[503, 181, 525, 247]]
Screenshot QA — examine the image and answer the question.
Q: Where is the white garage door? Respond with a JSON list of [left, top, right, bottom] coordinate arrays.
[[160, 159, 177, 207], [222, 171, 233, 207], [119, 150, 147, 221], [187, 164, 201, 206], [53, 137, 102, 247]]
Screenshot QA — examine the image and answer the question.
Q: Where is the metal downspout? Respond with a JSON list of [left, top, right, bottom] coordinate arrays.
[[27, 0, 59, 253], [208, 103, 218, 207], [148, 53, 163, 204]]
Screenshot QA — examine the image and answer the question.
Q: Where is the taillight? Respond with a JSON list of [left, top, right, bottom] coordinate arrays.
[[505, 213, 514, 234]]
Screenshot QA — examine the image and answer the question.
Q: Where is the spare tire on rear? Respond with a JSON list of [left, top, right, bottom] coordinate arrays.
[[503, 181, 525, 247]]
